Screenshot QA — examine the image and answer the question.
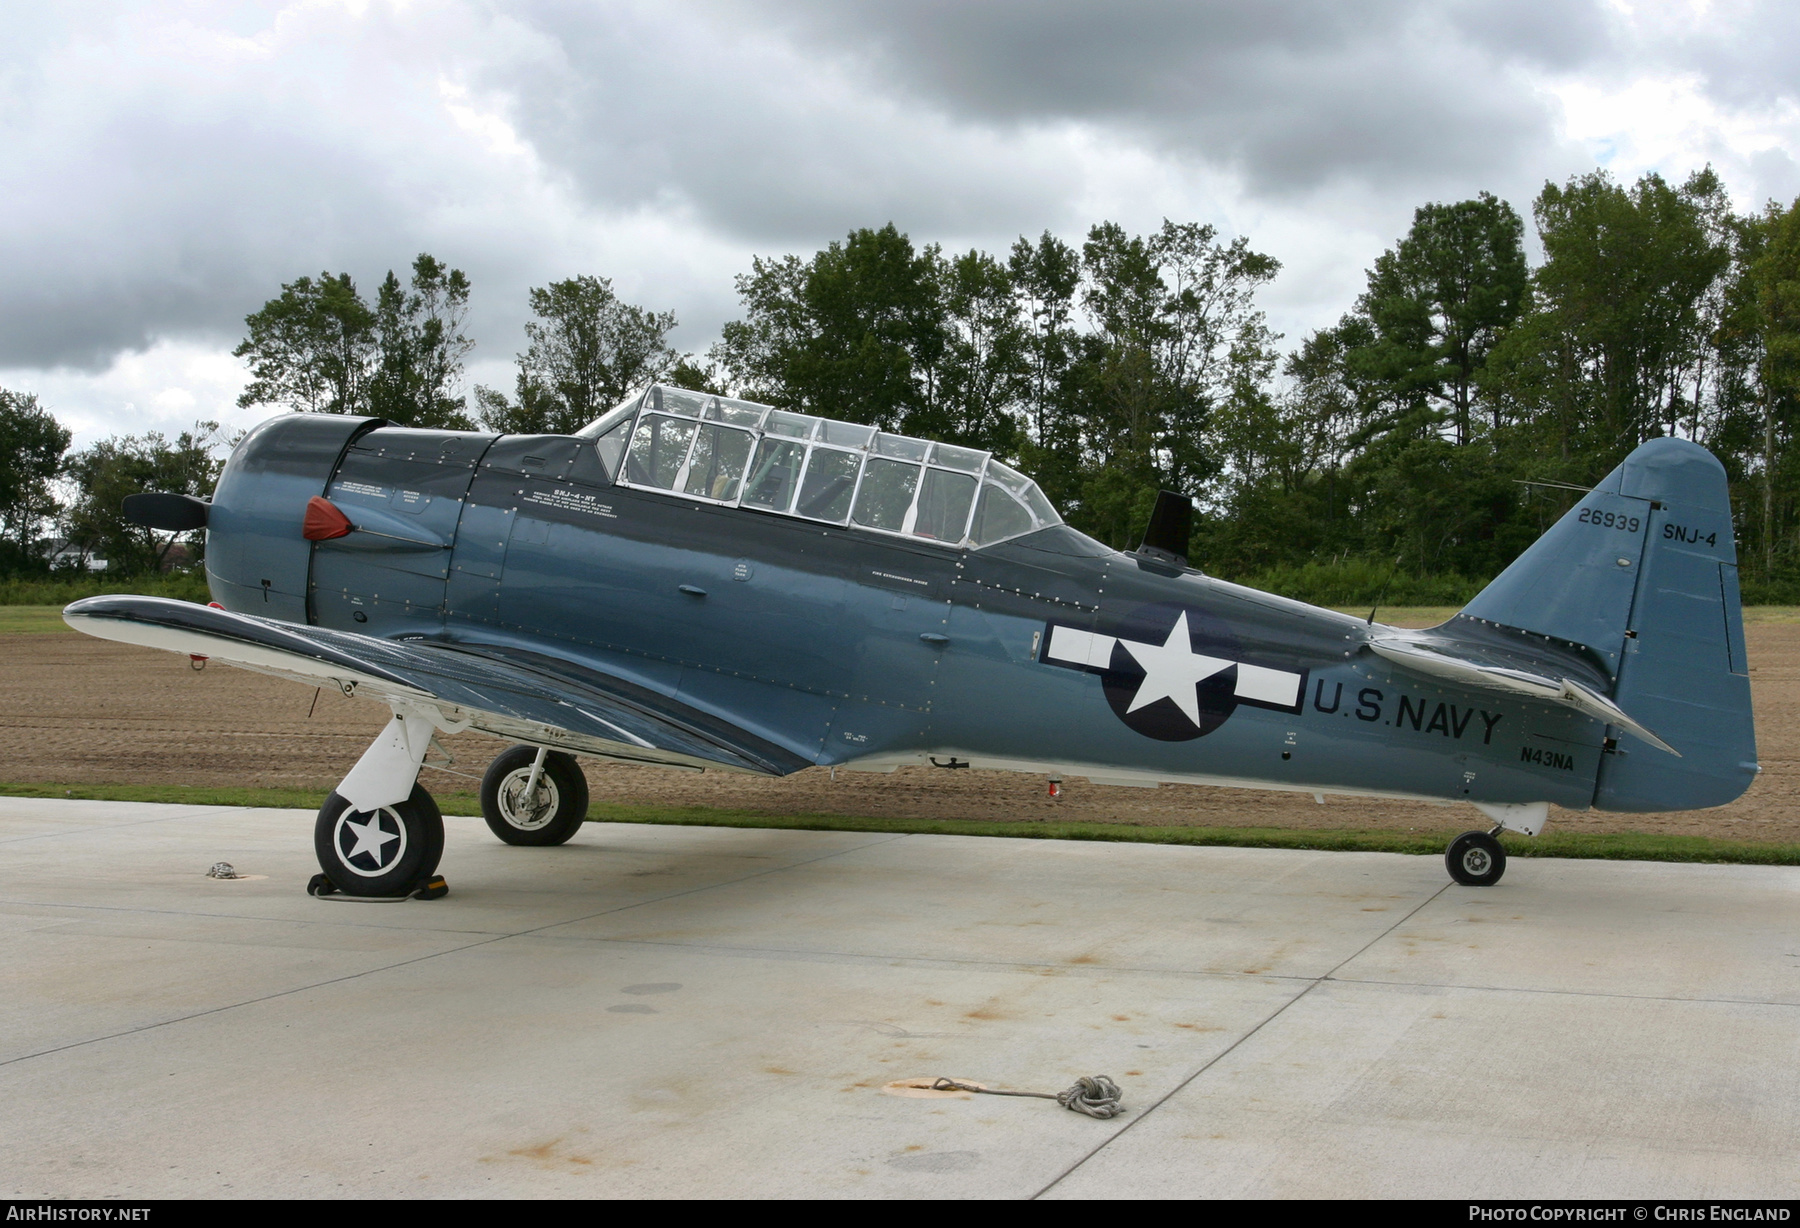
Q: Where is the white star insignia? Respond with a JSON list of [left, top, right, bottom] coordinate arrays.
[[343, 811, 401, 866], [1116, 612, 1235, 726]]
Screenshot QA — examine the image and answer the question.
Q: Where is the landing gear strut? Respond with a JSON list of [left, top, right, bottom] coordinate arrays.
[[1445, 828, 1507, 886], [480, 746, 589, 846]]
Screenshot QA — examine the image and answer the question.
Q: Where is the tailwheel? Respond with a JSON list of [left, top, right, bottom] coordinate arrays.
[[1445, 829, 1507, 886], [314, 784, 445, 897], [481, 746, 589, 846]]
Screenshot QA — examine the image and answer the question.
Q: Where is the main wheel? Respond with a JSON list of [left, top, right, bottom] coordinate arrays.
[[314, 785, 445, 897], [480, 746, 589, 846], [1445, 830, 1507, 886]]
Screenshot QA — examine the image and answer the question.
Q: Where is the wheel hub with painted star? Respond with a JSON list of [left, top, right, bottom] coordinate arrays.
[[333, 805, 409, 876]]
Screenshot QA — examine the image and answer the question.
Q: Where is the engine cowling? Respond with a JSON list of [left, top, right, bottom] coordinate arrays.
[[206, 413, 383, 621]]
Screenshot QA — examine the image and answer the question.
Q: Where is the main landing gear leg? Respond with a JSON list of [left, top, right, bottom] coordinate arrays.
[[308, 706, 451, 899]]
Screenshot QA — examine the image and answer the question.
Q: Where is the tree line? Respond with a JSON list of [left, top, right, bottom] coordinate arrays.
[[683, 172, 1800, 596], [0, 389, 222, 579], [5, 163, 1797, 602], [683, 170, 1800, 596], [1228, 170, 1800, 598]]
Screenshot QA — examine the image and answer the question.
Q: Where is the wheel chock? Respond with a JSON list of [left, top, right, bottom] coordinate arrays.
[[306, 872, 445, 900]]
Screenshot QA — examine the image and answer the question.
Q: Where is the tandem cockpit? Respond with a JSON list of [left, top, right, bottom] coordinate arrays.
[[577, 384, 1065, 550]]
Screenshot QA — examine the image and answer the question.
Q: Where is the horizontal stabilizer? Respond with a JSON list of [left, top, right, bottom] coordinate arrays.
[[1366, 630, 1677, 756], [63, 595, 808, 777]]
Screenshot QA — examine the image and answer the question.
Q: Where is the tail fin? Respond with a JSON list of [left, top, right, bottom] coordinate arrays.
[[1461, 438, 1756, 811]]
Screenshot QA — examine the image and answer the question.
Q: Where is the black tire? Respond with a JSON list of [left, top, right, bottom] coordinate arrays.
[[314, 785, 445, 897], [480, 746, 589, 846], [1446, 830, 1507, 886]]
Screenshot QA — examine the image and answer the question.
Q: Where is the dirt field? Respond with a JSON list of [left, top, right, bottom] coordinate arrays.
[[3, 619, 1794, 841]]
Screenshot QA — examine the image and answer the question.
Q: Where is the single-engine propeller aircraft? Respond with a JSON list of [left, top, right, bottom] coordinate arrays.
[[71, 384, 1756, 895]]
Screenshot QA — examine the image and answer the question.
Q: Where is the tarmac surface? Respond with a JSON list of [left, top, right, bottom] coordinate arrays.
[[3, 798, 1797, 1200]]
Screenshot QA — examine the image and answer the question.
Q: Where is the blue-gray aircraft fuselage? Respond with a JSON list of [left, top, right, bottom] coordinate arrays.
[[71, 384, 1757, 893]]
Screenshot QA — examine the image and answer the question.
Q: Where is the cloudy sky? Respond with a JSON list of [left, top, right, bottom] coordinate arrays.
[[4, 0, 1798, 448]]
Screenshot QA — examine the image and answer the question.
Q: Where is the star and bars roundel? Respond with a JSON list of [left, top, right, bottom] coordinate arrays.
[[1039, 602, 1308, 742]]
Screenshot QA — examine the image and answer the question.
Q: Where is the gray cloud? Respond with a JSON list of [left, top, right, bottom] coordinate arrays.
[[0, 0, 1789, 407], [0, 5, 494, 368], [1630, 0, 1800, 112], [0, 1, 1088, 371], [728, 0, 1614, 195], [1443, 0, 1612, 72], [479, 2, 1081, 242], [1605, 0, 1800, 210]]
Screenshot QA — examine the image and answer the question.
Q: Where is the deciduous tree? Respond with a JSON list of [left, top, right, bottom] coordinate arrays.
[[479, 276, 678, 435], [712, 225, 947, 433], [1486, 170, 1731, 471], [0, 389, 71, 572], [234, 273, 374, 415], [1347, 193, 1527, 445], [62, 424, 225, 575], [919, 248, 1027, 455], [1076, 219, 1280, 547], [369, 255, 475, 429]]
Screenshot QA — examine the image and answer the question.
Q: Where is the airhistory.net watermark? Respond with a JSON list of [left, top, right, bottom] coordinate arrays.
[[5, 1209, 151, 1222]]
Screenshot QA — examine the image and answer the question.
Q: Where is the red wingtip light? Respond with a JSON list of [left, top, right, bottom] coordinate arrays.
[[303, 496, 353, 541]]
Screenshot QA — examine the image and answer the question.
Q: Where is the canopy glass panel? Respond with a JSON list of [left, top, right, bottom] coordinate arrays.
[[591, 385, 1064, 548]]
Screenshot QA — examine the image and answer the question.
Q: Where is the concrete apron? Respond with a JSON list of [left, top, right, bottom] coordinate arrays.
[[1, 798, 1795, 1200]]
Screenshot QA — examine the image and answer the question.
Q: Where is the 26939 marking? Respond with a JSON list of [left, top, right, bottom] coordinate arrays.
[[1578, 508, 1640, 533]]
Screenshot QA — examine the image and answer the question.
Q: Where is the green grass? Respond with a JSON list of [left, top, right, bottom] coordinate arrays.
[[5, 782, 1795, 866], [0, 573, 210, 606], [0, 783, 404, 811], [0, 606, 72, 633], [1741, 605, 1800, 622], [1329, 605, 1459, 626]]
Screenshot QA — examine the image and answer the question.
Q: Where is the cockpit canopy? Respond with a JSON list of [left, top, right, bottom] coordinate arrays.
[[577, 385, 1063, 549]]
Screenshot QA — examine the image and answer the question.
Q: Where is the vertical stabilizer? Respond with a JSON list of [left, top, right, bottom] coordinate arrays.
[[1460, 438, 1755, 811]]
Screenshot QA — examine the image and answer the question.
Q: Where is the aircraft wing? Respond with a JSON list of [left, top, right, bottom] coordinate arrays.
[[1365, 624, 1677, 756], [63, 596, 809, 776]]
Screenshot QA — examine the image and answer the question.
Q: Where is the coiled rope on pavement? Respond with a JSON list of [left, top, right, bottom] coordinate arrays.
[[931, 1075, 1125, 1119]]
